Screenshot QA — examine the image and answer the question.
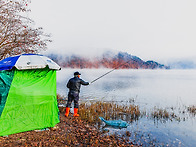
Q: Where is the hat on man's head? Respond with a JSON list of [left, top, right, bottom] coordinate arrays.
[[74, 71, 81, 75]]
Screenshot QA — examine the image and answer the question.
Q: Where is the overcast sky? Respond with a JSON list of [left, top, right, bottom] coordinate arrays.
[[29, 0, 196, 62]]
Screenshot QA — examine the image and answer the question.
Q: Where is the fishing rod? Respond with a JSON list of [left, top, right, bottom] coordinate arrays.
[[90, 59, 132, 84]]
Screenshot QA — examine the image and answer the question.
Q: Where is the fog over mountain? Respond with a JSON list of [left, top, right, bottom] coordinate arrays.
[[45, 51, 169, 69], [30, 0, 196, 62], [167, 58, 196, 69]]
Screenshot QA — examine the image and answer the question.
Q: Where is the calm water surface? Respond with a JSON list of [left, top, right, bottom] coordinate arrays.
[[57, 69, 196, 146]]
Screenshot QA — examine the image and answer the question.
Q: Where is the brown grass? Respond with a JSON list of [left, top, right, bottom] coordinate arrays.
[[188, 105, 196, 115], [151, 108, 169, 119], [79, 101, 140, 126]]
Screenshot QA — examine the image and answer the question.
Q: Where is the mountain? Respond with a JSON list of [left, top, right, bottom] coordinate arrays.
[[46, 51, 169, 69]]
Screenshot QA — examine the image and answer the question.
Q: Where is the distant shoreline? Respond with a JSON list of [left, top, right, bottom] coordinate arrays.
[[46, 51, 169, 69]]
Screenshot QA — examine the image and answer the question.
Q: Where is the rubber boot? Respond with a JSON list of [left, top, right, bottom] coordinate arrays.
[[73, 108, 79, 117], [65, 107, 70, 117]]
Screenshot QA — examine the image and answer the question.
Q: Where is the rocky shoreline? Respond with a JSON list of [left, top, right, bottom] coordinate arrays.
[[0, 109, 136, 147], [1, 96, 195, 146]]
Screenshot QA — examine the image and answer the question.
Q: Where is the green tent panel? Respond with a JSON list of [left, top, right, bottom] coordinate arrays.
[[0, 68, 60, 136]]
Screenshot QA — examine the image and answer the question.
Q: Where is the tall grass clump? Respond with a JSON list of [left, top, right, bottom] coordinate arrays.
[[188, 105, 196, 116], [79, 101, 140, 126], [151, 107, 169, 119]]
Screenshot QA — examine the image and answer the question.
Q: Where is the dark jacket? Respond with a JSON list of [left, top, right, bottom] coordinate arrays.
[[67, 77, 89, 93]]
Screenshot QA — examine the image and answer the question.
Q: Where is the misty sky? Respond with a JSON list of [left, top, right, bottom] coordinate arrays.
[[29, 0, 196, 62]]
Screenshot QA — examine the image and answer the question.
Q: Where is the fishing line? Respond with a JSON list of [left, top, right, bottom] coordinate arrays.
[[84, 59, 136, 103], [90, 59, 132, 84]]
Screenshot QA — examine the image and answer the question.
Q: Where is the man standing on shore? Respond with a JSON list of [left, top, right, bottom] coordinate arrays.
[[65, 71, 89, 117]]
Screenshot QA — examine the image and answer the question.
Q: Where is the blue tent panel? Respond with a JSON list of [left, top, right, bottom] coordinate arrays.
[[0, 56, 20, 71]]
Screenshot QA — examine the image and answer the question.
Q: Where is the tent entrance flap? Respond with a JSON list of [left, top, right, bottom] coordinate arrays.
[[0, 70, 14, 117], [0, 68, 59, 136]]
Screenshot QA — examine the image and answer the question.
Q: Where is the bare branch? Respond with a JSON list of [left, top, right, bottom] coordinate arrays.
[[0, 0, 51, 60]]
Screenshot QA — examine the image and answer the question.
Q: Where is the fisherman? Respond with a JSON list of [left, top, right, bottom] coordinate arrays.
[[65, 71, 89, 117]]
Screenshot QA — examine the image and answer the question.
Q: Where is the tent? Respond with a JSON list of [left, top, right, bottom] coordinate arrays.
[[0, 54, 61, 136]]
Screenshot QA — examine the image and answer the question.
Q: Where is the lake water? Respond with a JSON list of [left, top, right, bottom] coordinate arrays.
[[57, 69, 196, 146]]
